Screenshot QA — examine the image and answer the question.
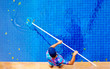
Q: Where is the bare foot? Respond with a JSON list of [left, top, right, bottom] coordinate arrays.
[[58, 64, 63, 68], [49, 65, 53, 68]]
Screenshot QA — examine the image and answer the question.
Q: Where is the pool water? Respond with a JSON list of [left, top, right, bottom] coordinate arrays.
[[0, 0, 110, 62]]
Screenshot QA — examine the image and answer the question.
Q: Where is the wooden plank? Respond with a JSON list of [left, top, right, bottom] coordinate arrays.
[[0, 62, 110, 69]]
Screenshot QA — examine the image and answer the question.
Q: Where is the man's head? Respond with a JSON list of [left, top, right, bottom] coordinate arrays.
[[48, 47, 57, 58]]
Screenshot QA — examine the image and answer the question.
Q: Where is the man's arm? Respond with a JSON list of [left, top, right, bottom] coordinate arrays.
[[68, 51, 78, 65], [50, 40, 62, 48]]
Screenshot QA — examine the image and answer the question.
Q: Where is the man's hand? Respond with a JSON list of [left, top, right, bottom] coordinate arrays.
[[57, 40, 63, 44], [73, 51, 78, 56], [50, 40, 63, 48]]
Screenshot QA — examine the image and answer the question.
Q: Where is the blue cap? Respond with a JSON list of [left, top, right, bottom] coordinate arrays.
[[48, 47, 56, 57]]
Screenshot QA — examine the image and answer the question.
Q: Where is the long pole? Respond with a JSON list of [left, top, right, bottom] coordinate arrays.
[[32, 23, 97, 67]]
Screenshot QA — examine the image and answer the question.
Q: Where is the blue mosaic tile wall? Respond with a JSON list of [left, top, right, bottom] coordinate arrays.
[[0, 0, 110, 62]]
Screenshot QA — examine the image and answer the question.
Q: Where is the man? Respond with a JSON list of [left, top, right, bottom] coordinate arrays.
[[46, 40, 78, 68]]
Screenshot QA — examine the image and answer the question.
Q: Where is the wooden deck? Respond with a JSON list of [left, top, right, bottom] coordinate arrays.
[[0, 62, 110, 69]]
